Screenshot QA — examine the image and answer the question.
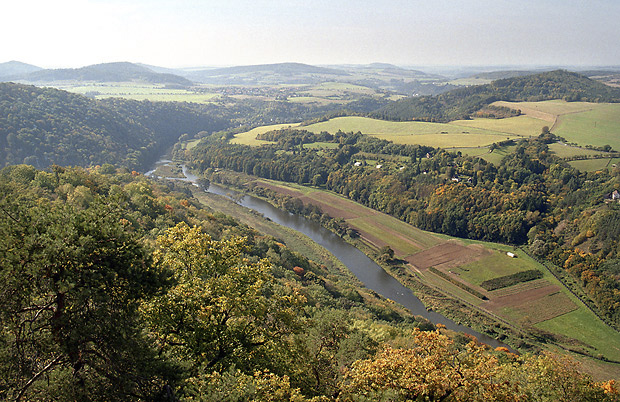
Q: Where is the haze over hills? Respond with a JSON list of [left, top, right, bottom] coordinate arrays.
[[0, 61, 193, 86], [0, 61, 43, 79]]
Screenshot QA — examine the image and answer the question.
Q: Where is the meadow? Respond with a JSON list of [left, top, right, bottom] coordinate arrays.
[[231, 123, 297, 145], [60, 83, 219, 103], [449, 115, 547, 137], [302, 116, 522, 148], [553, 103, 620, 151]]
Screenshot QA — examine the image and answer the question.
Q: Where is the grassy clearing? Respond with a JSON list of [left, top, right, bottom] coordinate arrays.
[[554, 103, 620, 150], [548, 143, 605, 158], [450, 115, 547, 137], [568, 158, 619, 172], [232, 123, 299, 146], [62, 83, 219, 103], [494, 100, 598, 118], [536, 307, 620, 362], [454, 251, 540, 286]]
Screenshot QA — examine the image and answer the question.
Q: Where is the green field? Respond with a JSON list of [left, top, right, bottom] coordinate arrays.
[[568, 158, 620, 171], [454, 251, 541, 286], [554, 103, 620, 151], [548, 143, 605, 158], [231, 123, 298, 145], [303, 116, 521, 148], [450, 115, 548, 137], [537, 307, 620, 362], [61, 83, 219, 103], [494, 100, 598, 118]]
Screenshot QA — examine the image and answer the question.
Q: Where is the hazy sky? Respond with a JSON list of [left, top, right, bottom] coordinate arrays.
[[3, 0, 619, 68]]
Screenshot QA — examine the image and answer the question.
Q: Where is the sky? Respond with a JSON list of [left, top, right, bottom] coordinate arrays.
[[3, 0, 620, 69]]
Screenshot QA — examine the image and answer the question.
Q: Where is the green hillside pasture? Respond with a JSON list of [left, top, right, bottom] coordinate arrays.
[[553, 103, 620, 151], [64, 83, 219, 103], [537, 307, 620, 362], [232, 123, 299, 146], [303, 116, 521, 148], [450, 115, 548, 137], [493, 100, 598, 121], [548, 143, 606, 158], [454, 250, 541, 286], [568, 158, 620, 172]]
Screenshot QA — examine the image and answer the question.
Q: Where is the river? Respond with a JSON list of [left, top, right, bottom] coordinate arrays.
[[147, 160, 508, 348]]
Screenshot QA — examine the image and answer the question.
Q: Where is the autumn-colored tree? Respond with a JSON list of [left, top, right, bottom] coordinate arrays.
[[141, 223, 305, 384], [341, 327, 514, 402]]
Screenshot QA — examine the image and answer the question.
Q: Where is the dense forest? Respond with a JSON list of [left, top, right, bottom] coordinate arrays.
[[183, 128, 620, 329], [372, 70, 620, 122], [0, 83, 343, 171], [1, 165, 618, 401]]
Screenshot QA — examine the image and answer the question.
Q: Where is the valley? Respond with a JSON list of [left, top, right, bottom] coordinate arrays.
[[3, 63, 620, 399]]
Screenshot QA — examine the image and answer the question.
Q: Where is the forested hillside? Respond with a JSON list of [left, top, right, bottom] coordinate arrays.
[[1, 165, 617, 401], [0, 82, 347, 170], [373, 70, 620, 122], [0, 83, 229, 169]]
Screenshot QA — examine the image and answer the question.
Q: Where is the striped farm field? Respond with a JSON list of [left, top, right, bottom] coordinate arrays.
[[489, 278, 552, 297]]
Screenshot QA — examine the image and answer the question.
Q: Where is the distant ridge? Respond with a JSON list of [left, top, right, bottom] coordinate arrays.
[[373, 70, 620, 122], [192, 62, 348, 76], [187, 62, 350, 84], [0, 61, 42, 79], [6, 62, 193, 86]]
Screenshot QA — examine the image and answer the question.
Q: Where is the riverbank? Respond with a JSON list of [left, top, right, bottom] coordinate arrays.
[[197, 168, 620, 374]]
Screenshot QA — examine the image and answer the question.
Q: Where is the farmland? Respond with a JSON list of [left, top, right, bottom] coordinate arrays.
[[58, 82, 220, 103], [302, 116, 523, 148], [235, 175, 620, 362], [494, 100, 620, 151]]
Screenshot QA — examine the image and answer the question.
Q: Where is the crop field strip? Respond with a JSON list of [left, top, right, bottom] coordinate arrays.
[[489, 277, 552, 297]]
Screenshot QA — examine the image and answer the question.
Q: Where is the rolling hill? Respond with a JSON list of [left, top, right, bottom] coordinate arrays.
[[0, 61, 42, 79], [3, 62, 193, 86], [186, 62, 350, 84], [0, 82, 226, 169], [373, 70, 620, 122]]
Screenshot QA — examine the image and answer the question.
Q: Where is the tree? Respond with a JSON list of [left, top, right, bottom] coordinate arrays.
[[0, 182, 166, 401], [341, 327, 512, 402], [140, 223, 305, 384]]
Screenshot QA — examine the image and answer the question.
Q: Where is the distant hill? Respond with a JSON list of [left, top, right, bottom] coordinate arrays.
[[469, 70, 544, 80], [7, 62, 193, 86], [0, 83, 226, 169], [187, 62, 349, 84], [0, 61, 42, 79], [373, 70, 620, 122]]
